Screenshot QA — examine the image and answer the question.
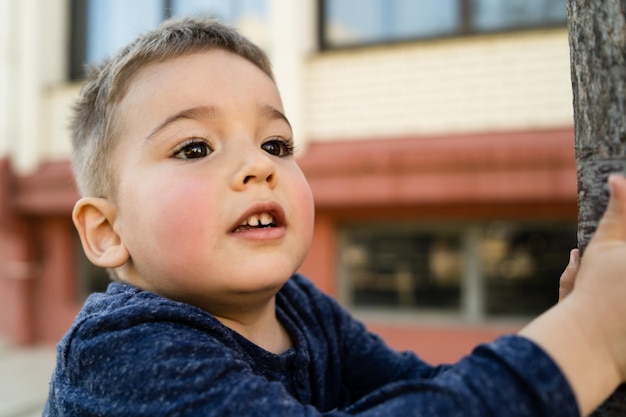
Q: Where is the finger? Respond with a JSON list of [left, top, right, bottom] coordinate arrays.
[[590, 174, 626, 244], [558, 248, 579, 302]]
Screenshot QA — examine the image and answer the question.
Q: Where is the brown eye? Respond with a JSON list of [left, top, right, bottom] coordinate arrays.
[[174, 141, 212, 160], [261, 139, 294, 157]]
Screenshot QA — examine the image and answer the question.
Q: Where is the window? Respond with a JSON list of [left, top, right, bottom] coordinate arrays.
[[320, 0, 566, 49], [70, 0, 267, 80], [472, 0, 566, 31], [340, 221, 576, 320]]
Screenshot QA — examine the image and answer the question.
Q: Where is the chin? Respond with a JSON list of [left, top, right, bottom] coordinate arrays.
[[244, 272, 293, 293], [231, 268, 295, 295]]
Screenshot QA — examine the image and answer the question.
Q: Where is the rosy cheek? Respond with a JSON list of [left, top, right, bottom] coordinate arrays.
[[148, 179, 218, 253], [291, 175, 315, 241]]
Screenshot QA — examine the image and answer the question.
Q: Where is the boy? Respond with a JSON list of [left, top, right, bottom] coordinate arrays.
[[45, 17, 626, 416]]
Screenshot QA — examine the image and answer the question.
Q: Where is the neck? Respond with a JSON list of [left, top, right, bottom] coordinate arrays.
[[214, 298, 293, 354]]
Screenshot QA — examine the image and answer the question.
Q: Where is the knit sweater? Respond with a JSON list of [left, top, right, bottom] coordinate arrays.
[[44, 274, 578, 416]]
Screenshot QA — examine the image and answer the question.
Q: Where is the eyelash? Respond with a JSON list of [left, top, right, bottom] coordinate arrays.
[[261, 137, 295, 157], [171, 138, 213, 160], [171, 136, 295, 160]]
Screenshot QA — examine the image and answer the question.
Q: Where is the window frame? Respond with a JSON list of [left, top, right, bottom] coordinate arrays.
[[338, 219, 576, 323], [69, 0, 88, 80], [69, 0, 174, 80], [317, 0, 567, 51]]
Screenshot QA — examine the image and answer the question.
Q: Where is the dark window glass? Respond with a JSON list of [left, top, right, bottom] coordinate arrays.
[[343, 229, 462, 311], [481, 222, 576, 317], [69, 0, 267, 79], [320, 0, 566, 49], [341, 221, 575, 319], [322, 0, 458, 47], [85, 0, 164, 65], [473, 0, 566, 31]]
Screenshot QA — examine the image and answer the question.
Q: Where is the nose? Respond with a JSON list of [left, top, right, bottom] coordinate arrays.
[[230, 149, 278, 191]]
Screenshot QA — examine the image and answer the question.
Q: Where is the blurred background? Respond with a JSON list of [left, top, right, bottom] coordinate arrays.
[[0, 0, 576, 414]]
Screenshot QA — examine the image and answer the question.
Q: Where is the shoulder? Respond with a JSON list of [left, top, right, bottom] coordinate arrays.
[[278, 274, 366, 345], [71, 282, 223, 336], [47, 285, 294, 416], [57, 283, 233, 373], [278, 274, 353, 325], [280, 273, 337, 306]]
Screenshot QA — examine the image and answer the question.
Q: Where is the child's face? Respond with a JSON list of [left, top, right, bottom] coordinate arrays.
[[109, 49, 314, 311]]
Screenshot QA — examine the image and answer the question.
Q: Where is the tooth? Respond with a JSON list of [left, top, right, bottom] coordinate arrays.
[[247, 214, 259, 227], [260, 213, 273, 226]]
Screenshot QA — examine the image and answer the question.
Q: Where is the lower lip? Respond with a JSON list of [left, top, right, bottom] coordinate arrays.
[[230, 226, 286, 241]]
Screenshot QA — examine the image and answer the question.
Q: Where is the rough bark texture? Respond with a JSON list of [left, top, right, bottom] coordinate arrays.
[[568, 1, 626, 415]]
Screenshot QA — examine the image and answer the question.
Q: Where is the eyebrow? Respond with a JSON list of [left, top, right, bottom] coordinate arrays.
[[146, 105, 218, 140], [146, 104, 291, 140], [259, 104, 292, 129]]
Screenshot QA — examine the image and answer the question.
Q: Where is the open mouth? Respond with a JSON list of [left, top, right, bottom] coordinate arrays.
[[232, 212, 277, 232], [231, 202, 286, 235]]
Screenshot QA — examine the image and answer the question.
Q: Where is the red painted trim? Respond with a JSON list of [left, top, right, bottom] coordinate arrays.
[[0, 159, 80, 345], [298, 127, 576, 207], [15, 160, 79, 214], [0, 158, 38, 345], [33, 217, 82, 344], [0, 128, 578, 349], [298, 128, 577, 358], [366, 322, 521, 364]]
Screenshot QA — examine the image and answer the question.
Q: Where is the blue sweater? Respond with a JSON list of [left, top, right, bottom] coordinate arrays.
[[45, 274, 578, 416]]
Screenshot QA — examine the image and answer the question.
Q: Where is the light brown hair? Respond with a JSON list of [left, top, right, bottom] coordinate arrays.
[[71, 16, 274, 198]]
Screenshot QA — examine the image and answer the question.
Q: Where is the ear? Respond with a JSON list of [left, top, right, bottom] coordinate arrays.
[[72, 197, 129, 268]]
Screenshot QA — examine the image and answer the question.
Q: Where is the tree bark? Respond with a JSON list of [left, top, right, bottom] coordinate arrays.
[[568, 0, 626, 415]]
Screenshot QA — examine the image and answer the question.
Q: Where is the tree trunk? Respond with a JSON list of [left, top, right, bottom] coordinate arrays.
[[568, 1, 626, 415]]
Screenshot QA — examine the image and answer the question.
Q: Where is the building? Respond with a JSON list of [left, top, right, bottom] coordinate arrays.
[[0, 0, 576, 364]]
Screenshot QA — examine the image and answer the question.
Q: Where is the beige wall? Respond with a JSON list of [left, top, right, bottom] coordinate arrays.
[[2, 2, 573, 171], [0, 0, 18, 158], [0, 0, 69, 172], [305, 29, 573, 142]]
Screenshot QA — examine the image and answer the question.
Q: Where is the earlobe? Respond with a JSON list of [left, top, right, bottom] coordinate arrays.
[[73, 197, 129, 268]]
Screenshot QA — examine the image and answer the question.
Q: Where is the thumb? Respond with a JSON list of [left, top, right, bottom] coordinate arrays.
[[590, 174, 626, 244]]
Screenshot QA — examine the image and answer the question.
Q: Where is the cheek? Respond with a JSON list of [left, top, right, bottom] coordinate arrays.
[[124, 178, 220, 261], [154, 181, 218, 247], [289, 171, 315, 246]]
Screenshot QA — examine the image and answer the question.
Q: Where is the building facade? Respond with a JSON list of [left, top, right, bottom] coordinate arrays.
[[0, 0, 576, 364]]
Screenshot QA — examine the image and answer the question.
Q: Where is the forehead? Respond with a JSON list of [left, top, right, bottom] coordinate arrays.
[[114, 49, 283, 133]]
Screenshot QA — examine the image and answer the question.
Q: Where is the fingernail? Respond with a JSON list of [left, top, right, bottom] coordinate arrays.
[[569, 249, 579, 266]]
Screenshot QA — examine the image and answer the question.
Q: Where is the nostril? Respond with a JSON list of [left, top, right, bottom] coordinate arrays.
[[242, 174, 273, 185]]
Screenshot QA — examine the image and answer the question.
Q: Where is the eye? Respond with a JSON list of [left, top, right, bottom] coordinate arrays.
[[172, 139, 212, 160], [261, 138, 294, 157]]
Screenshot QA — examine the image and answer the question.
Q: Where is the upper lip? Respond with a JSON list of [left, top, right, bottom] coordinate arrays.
[[230, 201, 286, 232]]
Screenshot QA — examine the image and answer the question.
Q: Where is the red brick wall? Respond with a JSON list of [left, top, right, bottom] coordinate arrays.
[[0, 159, 79, 345], [298, 128, 576, 364], [0, 127, 577, 353]]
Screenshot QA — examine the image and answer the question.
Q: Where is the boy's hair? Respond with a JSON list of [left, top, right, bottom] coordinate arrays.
[[71, 17, 274, 198]]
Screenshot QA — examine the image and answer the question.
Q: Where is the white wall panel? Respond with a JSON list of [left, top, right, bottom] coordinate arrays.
[[305, 29, 573, 141]]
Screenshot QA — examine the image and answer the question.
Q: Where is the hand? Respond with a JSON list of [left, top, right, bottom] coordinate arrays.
[[558, 249, 579, 302], [519, 174, 626, 415], [571, 174, 626, 381]]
